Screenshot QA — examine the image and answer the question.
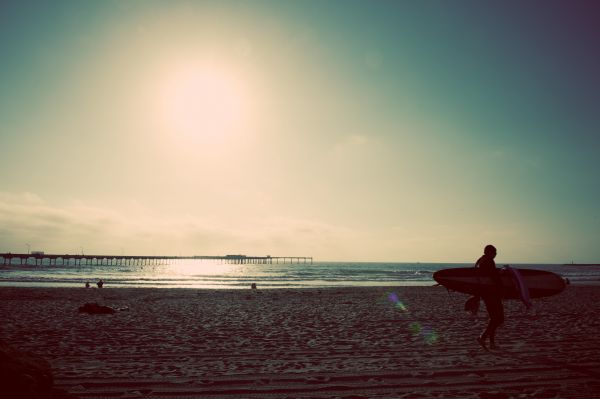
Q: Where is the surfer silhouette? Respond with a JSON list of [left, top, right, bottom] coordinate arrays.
[[475, 244, 504, 350]]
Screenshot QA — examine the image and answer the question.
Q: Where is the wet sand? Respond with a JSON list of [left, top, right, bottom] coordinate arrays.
[[1, 285, 599, 398]]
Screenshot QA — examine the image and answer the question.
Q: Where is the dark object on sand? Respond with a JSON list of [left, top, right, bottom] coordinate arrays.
[[0, 340, 79, 398], [78, 303, 115, 314], [464, 295, 480, 315]]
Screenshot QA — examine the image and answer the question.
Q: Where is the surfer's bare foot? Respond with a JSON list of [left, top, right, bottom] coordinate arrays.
[[477, 336, 487, 349]]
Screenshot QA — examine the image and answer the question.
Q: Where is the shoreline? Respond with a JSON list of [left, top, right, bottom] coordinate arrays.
[[1, 278, 598, 289], [0, 279, 598, 288], [2, 286, 600, 398], [0, 280, 439, 289]]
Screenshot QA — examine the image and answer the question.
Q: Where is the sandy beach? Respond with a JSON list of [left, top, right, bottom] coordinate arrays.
[[1, 285, 599, 398]]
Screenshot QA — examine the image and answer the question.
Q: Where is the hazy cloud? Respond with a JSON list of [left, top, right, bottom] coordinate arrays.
[[0, 192, 357, 259]]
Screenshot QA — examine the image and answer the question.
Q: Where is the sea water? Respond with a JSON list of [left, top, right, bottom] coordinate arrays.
[[0, 259, 598, 289]]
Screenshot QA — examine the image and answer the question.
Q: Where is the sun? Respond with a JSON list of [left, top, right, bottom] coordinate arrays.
[[161, 64, 244, 138]]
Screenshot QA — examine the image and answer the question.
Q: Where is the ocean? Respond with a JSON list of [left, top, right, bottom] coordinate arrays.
[[0, 259, 598, 289]]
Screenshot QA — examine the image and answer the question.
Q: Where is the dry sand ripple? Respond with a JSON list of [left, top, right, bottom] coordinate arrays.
[[1, 286, 599, 398]]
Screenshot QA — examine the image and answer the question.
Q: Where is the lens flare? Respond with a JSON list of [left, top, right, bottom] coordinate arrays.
[[422, 327, 439, 345], [386, 293, 440, 345], [409, 322, 438, 345], [387, 292, 408, 312], [409, 322, 421, 335]]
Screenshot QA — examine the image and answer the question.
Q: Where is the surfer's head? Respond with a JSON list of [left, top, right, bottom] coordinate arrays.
[[484, 245, 497, 258]]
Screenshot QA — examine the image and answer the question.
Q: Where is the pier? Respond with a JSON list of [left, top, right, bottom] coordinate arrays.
[[0, 253, 313, 266]]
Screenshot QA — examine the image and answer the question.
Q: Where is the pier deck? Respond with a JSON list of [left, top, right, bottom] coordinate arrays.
[[0, 253, 313, 266]]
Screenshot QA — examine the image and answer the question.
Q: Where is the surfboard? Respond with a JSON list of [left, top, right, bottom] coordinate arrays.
[[433, 267, 566, 299]]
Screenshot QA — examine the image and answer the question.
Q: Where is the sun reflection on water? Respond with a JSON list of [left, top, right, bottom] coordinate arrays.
[[160, 259, 242, 277]]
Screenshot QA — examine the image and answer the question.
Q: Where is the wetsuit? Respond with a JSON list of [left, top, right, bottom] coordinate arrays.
[[476, 254, 504, 343]]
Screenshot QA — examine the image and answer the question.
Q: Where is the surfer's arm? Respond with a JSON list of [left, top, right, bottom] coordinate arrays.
[[491, 267, 502, 287]]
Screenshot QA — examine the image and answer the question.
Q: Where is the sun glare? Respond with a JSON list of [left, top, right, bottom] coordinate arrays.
[[161, 64, 245, 138], [172, 259, 238, 276]]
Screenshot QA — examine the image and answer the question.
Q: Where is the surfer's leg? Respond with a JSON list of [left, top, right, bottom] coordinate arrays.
[[480, 296, 502, 348], [481, 297, 493, 339], [486, 298, 504, 349], [478, 317, 491, 348], [477, 335, 487, 349], [480, 321, 492, 347]]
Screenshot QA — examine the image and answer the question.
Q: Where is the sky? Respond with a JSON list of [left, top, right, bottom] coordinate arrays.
[[1, 0, 599, 263]]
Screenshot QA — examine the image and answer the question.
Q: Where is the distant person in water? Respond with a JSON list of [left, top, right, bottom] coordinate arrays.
[[85, 281, 90, 288], [475, 244, 504, 349], [97, 279, 104, 288]]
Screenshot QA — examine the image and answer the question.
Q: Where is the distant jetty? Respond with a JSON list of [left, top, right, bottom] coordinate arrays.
[[0, 253, 313, 266]]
